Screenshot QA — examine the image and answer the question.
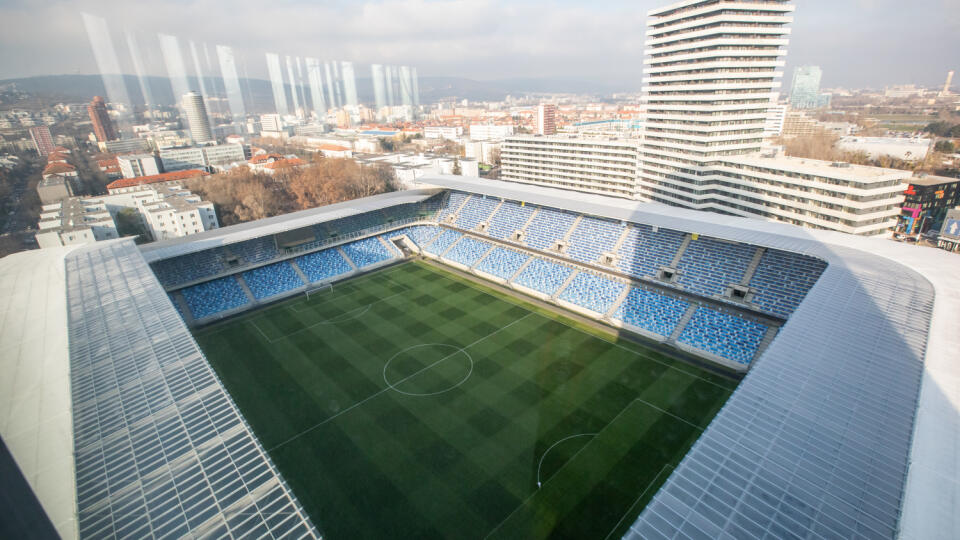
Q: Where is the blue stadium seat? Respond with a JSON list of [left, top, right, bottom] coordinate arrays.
[[748, 249, 827, 318], [456, 196, 500, 231], [678, 307, 768, 366], [424, 229, 463, 255], [557, 271, 625, 314], [227, 236, 280, 266], [340, 237, 396, 268], [676, 238, 756, 297], [150, 249, 228, 287], [386, 225, 442, 248], [524, 207, 578, 251], [439, 191, 469, 222], [513, 258, 575, 296], [487, 201, 535, 240], [181, 276, 250, 320], [566, 217, 623, 265], [443, 237, 492, 267], [294, 249, 353, 283], [611, 287, 690, 338], [616, 225, 686, 279], [242, 262, 305, 300], [476, 247, 530, 280]]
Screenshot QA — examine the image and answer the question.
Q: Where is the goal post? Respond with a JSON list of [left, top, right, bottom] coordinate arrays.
[[305, 283, 333, 301]]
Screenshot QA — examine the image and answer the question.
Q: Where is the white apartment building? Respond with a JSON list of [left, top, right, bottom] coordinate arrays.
[[464, 141, 501, 165], [160, 143, 246, 172], [500, 135, 641, 198], [35, 184, 218, 248], [117, 153, 160, 179], [469, 124, 514, 141], [837, 137, 932, 162], [424, 126, 463, 140], [260, 114, 283, 132], [36, 198, 119, 248]]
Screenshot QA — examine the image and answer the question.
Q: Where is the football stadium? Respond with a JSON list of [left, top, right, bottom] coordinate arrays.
[[2, 176, 958, 539]]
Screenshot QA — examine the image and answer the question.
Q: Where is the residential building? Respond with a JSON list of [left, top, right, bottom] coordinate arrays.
[[106, 169, 209, 194], [501, 135, 641, 198], [41, 162, 78, 181], [35, 197, 118, 248], [201, 143, 247, 170], [899, 175, 960, 234], [117, 153, 160, 179], [36, 175, 75, 205], [837, 137, 932, 162], [765, 105, 788, 137], [424, 126, 463, 140], [29, 126, 55, 156], [464, 141, 501, 165], [260, 114, 283, 133], [158, 143, 246, 172], [781, 111, 822, 137], [136, 184, 219, 241], [534, 104, 556, 135], [87, 96, 118, 142], [789, 66, 832, 109], [469, 124, 514, 141], [101, 138, 152, 154], [181, 92, 214, 143], [247, 154, 307, 175]]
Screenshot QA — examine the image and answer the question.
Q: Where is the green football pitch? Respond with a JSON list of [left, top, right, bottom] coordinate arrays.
[[193, 261, 737, 539]]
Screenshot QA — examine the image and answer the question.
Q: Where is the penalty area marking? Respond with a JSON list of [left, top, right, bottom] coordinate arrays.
[[382, 343, 474, 396], [536, 433, 598, 488]]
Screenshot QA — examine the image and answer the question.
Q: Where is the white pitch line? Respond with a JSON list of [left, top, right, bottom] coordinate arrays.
[[536, 433, 598, 487], [267, 312, 535, 453], [603, 463, 674, 540]]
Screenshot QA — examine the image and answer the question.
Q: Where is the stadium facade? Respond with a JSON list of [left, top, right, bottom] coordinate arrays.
[[1, 175, 957, 538]]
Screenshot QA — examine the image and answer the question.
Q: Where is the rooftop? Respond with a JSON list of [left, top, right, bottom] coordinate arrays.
[[106, 169, 208, 191], [723, 153, 914, 182], [906, 174, 960, 187]]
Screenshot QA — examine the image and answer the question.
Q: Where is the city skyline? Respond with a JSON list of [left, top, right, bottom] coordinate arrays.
[[0, 0, 957, 90]]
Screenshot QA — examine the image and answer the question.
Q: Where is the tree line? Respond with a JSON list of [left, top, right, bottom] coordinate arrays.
[[187, 157, 398, 226]]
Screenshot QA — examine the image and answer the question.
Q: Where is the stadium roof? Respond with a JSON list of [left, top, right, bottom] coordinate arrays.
[[417, 175, 959, 539], [139, 189, 440, 263]]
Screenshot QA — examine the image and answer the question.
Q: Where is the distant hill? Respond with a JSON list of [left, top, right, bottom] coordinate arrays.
[[0, 73, 637, 110]]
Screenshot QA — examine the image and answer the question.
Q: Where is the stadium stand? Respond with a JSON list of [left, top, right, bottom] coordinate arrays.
[[387, 225, 442, 248], [181, 276, 250, 320], [323, 212, 386, 238], [241, 262, 305, 300], [524, 207, 578, 251], [566, 216, 624, 265], [439, 191, 469, 222], [294, 248, 353, 283], [444, 237, 492, 267], [616, 225, 686, 279], [612, 287, 691, 338], [476, 247, 530, 280], [226, 236, 280, 266], [557, 271, 626, 314], [676, 237, 757, 297], [456, 196, 501, 231], [424, 229, 463, 255], [678, 307, 768, 365], [150, 249, 227, 287], [749, 249, 828, 318], [340, 237, 396, 268], [486, 200, 535, 240], [513, 258, 575, 296]]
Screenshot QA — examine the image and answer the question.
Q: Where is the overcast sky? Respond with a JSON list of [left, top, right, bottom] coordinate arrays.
[[1, 0, 958, 90]]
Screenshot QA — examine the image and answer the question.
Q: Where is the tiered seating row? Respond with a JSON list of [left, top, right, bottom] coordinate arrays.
[[242, 262, 304, 300], [476, 248, 530, 280], [151, 249, 227, 287], [566, 217, 623, 265], [294, 248, 352, 283], [678, 308, 768, 366], [487, 201, 535, 240], [424, 229, 463, 255], [676, 238, 756, 298], [557, 271, 625, 315], [524, 207, 578, 251], [439, 192, 469, 221], [444, 237, 492, 268], [612, 287, 691, 338], [340, 237, 395, 268], [514, 259, 575, 296], [387, 225, 442, 248], [748, 249, 828, 318], [227, 236, 280, 266], [456, 196, 500, 231], [616, 225, 686, 279], [181, 276, 250, 320]]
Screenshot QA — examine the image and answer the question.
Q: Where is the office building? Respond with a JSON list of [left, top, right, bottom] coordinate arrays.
[[117, 153, 160, 179], [501, 135, 641, 198], [789, 66, 832, 109], [260, 113, 283, 133], [899, 175, 960, 234], [181, 92, 214, 143], [469, 124, 514, 141], [159, 143, 245, 172], [535, 104, 557, 135], [29, 126, 56, 156], [424, 126, 463, 140], [101, 138, 152, 154], [87, 96, 118, 142]]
